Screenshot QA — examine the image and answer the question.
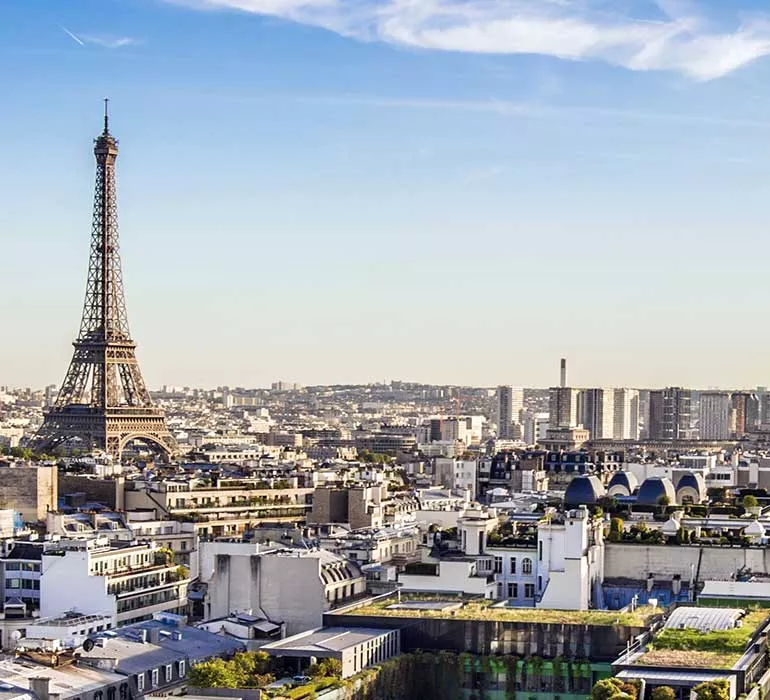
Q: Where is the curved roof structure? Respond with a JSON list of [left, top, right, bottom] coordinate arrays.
[[637, 476, 677, 506], [676, 472, 706, 503], [607, 471, 639, 496], [564, 475, 606, 506]]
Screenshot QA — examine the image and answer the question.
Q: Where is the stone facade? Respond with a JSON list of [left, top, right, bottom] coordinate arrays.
[[0, 465, 57, 522]]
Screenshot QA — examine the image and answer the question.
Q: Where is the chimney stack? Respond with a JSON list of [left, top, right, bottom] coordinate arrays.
[[560, 358, 567, 388], [30, 677, 51, 700]]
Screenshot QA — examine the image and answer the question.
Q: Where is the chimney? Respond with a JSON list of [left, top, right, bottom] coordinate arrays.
[[560, 358, 567, 388], [149, 627, 161, 645], [30, 678, 51, 700]]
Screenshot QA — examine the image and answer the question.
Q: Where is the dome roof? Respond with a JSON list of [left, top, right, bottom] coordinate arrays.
[[637, 476, 677, 506], [564, 475, 606, 506], [607, 471, 639, 495], [676, 472, 706, 501]]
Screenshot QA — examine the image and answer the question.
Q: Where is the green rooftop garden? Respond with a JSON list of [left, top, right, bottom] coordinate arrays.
[[347, 596, 657, 627], [636, 610, 769, 669]]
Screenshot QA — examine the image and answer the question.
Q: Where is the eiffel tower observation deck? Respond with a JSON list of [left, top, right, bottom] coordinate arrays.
[[33, 102, 177, 460]]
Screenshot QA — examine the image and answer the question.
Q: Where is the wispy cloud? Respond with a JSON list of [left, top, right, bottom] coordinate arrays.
[[163, 0, 770, 80], [59, 26, 140, 49], [60, 26, 85, 46], [293, 93, 770, 130], [79, 35, 141, 49]]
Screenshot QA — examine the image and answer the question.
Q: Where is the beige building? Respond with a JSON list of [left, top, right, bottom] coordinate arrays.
[[0, 465, 57, 522], [124, 476, 313, 538]]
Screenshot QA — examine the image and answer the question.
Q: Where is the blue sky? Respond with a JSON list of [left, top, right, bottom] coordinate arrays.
[[2, 0, 770, 390]]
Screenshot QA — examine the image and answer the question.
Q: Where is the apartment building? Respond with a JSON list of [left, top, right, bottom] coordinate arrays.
[[124, 476, 313, 538], [40, 539, 190, 626]]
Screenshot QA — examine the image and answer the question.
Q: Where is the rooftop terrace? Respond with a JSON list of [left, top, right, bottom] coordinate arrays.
[[340, 595, 658, 627], [634, 609, 769, 669]]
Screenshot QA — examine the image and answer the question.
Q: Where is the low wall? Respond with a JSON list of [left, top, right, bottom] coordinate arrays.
[[605, 543, 770, 582]]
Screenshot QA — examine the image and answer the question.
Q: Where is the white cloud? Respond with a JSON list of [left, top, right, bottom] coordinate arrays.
[[165, 0, 770, 80], [79, 34, 141, 49]]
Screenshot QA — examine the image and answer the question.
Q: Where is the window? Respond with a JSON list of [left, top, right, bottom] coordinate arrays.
[[524, 583, 535, 598], [538, 575, 542, 591], [522, 558, 532, 575], [538, 541, 543, 561], [151, 669, 159, 687], [179, 660, 186, 677], [165, 665, 172, 682], [493, 556, 502, 574], [509, 558, 516, 574], [507, 583, 518, 598], [137, 674, 145, 692]]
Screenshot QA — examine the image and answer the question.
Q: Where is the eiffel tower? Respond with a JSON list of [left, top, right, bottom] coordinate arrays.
[[33, 102, 177, 460]]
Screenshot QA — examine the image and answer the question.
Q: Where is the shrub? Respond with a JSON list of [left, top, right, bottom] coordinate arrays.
[[651, 686, 676, 700]]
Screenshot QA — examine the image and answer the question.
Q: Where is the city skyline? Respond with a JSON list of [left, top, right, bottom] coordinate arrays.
[[4, 1, 770, 388]]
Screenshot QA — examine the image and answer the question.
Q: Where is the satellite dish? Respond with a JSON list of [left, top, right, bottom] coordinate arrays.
[[82, 639, 95, 652], [10, 631, 21, 641]]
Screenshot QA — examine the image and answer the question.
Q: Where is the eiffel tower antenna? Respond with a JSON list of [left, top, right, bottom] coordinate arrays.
[[33, 103, 177, 460]]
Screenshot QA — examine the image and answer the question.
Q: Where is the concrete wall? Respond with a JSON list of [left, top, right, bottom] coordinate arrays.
[[0, 465, 57, 522], [58, 474, 121, 509], [605, 543, 770, 581], [40, 550, 114, 622], [324, 612, 646, 661]]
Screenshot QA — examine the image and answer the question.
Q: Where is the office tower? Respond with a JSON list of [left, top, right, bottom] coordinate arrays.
[[33, 104, 176, 459], [549, 387, 581, 430], [699, 391, 731, 440], [743, 393, 760, 433], [613, 388, 640, 440], [730, 392, 758, 437], [648, 388, 692, 440], [496, 386, 523, 439], [581, 389, 615, 440]]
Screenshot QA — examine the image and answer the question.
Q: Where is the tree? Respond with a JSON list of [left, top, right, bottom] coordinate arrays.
[[742, 495, 759, 510], [693, 680, 730, 700], [651, 686, 676, 700], [308, 658, 342, 678], [189, 658, 240, 688], [608, 517, 624, 542], [591, 677, 625, 700]]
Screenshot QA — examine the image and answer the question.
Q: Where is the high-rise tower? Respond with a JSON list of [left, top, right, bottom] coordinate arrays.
[[33, 103, 177, 459]]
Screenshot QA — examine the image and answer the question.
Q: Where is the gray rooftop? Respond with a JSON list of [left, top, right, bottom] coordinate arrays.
[[665, 606, 744, 632], [616, 669, 731, 685], [700, 581, 770, 600], [262, 627, 392, 654], [0, 658, 125, 700]]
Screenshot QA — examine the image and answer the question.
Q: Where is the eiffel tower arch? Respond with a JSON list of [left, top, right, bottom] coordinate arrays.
[[33, 102, 177, 460]]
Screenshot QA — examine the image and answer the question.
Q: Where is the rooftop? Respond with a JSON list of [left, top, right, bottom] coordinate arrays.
[[0, 658, 125, 699], [633, 609, 769, 669], [336, 596, 657, 626], [262, 626, 391, 654]]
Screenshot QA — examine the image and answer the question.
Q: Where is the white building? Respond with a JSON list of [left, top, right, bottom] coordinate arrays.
[[399, 507, 604, 610], [497, 387, 523, 439], [613, 389, 640, 440], [700, 392, 732, 440], [581, 389, 615, 440], [40, 539, 190, 627], [198, 542, 366, 635], [262, 626, 400, 679]]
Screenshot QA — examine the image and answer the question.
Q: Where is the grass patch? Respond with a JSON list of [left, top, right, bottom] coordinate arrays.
[[346, 597, 656, 626], [636, 610, 769, 670], [636, 649, 741, 670]]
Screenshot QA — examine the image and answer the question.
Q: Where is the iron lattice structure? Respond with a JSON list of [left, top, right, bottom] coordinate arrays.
[[33, 105, 177, 459]]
